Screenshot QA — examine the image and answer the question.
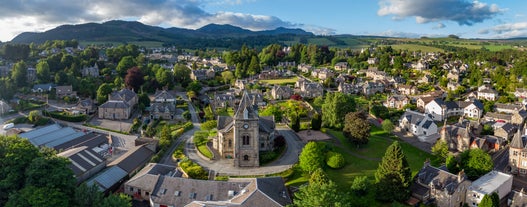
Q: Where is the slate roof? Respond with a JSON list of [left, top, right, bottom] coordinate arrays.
[[87, 165, 128, 191], [150, 102, 176, 113], [259, 116, 275, 133], [416, 164, 463, 195], [126, 163, 181, 195], [53, 132, 108, 151], [153, 90, 175, 102], [217, 116, 234, 132], [422, 120, 434, 129], [99, 100, 130, 109], [509, 190, 527, 207], [19, 124, 87, 147], [510, 129, 527, 149], [57, 146, 105, 178], [107, 144, 154, 174], [109, 88, 136, 102], [234, 91, 258, 120]]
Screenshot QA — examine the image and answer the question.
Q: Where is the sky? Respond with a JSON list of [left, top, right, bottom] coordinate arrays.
[[1, 0, 527, 42]]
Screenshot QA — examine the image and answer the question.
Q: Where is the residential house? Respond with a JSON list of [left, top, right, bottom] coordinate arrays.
[[385, 95, 409, 109], [494, 123, 517, 140], [98, 88, 138, 120], [338, 82, 361, 95], [277, 61, 295, 68], [32, 83, 55, 93], [424, 98, 483, 121], [365, 68, 387, 81], [495, 103, 525, 114], [81, 63, 100, 77], [55, 85, 76, 98], [73, 99, 96, 115], [410, 162, 471, 207], [439, 124, 473, 152], [367, 57, 379, 65], [334, 62, 348, 71], [396, 84, 418, 95], [466, 171, 513, 207], [362, 81, 385, 96], [234, 79, 248, 90], [514, 88, 527, 99], [417, 96, 436, 111], [485, 110, 527, 125], [418, 75, 432, 84], [190, 69, 215, 81], [270, 85, 293, 100], [248, 92, 266, 107], [311, 68, 334, 81], [149, 90, 177, 120], [414, 61, 430, 71], [298, 80, 324, 99], [212, 93, 236, 110], [477, 85, 499, 101], [297, 63, 313, 73], [399, 110, 438, 142], [446, 70, 460, 82]]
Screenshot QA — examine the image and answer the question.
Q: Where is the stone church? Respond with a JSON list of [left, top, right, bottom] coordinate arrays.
[[213, 91, 277, 167]]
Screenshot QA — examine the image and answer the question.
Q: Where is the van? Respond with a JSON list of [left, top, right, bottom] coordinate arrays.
[[3, 123, 14, 130]]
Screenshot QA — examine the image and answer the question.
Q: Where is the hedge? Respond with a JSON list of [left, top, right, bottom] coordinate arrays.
[[42, 110, 87, 122]]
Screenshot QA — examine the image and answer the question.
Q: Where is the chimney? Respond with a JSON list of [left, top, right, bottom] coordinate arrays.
[[457, 169, 465, 183], [423, 158, 430, 169]]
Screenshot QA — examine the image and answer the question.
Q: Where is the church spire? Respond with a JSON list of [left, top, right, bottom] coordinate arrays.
[[511, 126, 524, 149], [234, 90, 257, 120]]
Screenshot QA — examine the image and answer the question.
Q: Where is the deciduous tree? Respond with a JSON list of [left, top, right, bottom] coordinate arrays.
[[322, 92, 355, 129], [96, 83, 113, 104], [299, 142, 326, 174], [124, 67, 144, 92], [343, 112, 370, 147], [431, 140, 449, 166], [459, 148, 493, 180]]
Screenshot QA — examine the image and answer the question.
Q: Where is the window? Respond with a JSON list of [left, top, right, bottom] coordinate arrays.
[[129, 187, 134, 192], [242, 135, 250, 145], [244, 155, 249, 161], [261, 143, 265, 148], [189, 192, 197, 199], [522, 161, 527, 167], [146, 192, 149, 196], [228, 140, 232, 148]]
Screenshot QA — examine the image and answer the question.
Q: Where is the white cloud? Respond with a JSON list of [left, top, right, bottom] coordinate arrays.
[[377, 0, 503, 25], [482, 22, 527, 38], [434, 23, 446, 29]]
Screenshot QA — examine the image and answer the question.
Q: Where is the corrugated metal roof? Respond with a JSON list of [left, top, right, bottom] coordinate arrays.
[[30, 127, 77, 146], [19, 124, 61, 139], [87, 166, 127, 190], [45, 131, 86, 148]]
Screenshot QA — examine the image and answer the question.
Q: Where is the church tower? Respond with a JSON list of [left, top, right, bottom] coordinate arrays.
[[233, 91, 260, 167]]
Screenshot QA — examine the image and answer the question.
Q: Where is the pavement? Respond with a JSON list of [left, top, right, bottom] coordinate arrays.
[[184, 127, 304, 176]]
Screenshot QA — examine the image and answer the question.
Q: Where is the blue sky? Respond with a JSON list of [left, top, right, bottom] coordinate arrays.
[[1, 0, 526, 42]]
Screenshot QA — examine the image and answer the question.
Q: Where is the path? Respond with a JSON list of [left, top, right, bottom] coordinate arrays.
[[184, 127, 304, 176]]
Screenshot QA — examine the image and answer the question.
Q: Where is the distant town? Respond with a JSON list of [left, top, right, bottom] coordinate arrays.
[[2, 34, 527, 207]]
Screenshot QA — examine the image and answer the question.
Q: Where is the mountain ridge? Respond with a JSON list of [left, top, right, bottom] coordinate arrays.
[[10, 20, 314, 44]]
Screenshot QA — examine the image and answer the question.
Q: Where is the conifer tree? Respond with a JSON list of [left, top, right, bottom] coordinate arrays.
[[374, 141, 411, 202]]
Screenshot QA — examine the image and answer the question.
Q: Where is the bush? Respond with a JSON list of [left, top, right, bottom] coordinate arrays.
[[326, 151, 346, 169], [42, 110, 87, 122], [179, 159, 208, 180]]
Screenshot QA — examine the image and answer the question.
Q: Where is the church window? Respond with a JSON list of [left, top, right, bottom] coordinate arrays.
[[514, 151, 519, 156], [228, 140, 232, 148], [243, 135, 250, 145], [523, 161, 527, 167], [243, 155, 249, 161]]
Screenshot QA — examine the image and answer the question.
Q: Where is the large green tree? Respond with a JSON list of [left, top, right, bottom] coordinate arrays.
[[173, 64, 191, 87], [96, 83, 113, 104], [431, 140, 449, 166], [11, 60, 27, 87], [299, 142, 326, 174], [459, 148, 493, 180], [36, 60, 51, 83], [478, 192, 499, 207], [294, 170, 350, 207], [343, 112, 371, 147], [321, 92, 355, 129], [374, 141, 411, 202], [116, 56, 136, 76]]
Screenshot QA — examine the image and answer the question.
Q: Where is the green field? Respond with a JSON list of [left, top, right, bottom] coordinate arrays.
[[390, 44, 444, 53], [259, 77, 298, 85]]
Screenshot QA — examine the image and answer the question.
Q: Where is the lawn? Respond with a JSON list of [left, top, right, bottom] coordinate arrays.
[[197, 145, 213, 159], [390, 44, 444, 53], [321, 126, 431, 188], [259, 77, 298, 85]]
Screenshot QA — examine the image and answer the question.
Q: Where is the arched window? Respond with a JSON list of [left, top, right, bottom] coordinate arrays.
[[243, 155, 249, 161], [242, 135, 250, 145], [228, 140, 232, 148]]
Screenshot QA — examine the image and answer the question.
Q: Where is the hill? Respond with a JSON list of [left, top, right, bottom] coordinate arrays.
[[10, 20, 314, 46]]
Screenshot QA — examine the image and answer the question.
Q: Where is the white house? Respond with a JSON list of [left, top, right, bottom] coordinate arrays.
[[425, 98, 483, 121], [399, 110, 438, 142]]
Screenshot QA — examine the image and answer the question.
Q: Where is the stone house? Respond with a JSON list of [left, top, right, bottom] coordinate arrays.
[[270, 85, 293, 100], [477, 85, 498, 101], [410, 162, 471, 207], [190, 69, 215, 81], [212, 93, 236, 110], [385, 95, 409, 109], [396, 84, 418, 95], [297, 63, 313, 73], [494, 123, 517, 140], [149, 90, 177, 120], [510, 129, 527, 176], [297, 80, 324, 99], [514, 88, 527, 99], [362, 81, 385, 96], [334, 62, 348, 71], [98, 88, 138, 120], [399, 110, 438, 138], [81, 63, 100, 77], [55, 85, 76, 98]]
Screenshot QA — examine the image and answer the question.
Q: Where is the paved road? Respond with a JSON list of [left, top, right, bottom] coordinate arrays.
[[159, 93, 201, 166]]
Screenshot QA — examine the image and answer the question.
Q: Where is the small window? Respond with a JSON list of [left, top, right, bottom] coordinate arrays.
[[146, 192, 149, 196], [189, 192, 197, 199], [129, 187, 134, 192], [244, 155, 249, 161], [228, 140, 232, 148], [174, 191, 181, 196]]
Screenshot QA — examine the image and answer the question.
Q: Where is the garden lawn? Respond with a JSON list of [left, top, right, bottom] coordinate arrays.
[[324, 126, 431, 188], [259, 77, 298, 85]]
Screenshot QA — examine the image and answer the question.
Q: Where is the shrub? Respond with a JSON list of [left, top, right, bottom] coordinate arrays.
[[326, 151, 346, 169]]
